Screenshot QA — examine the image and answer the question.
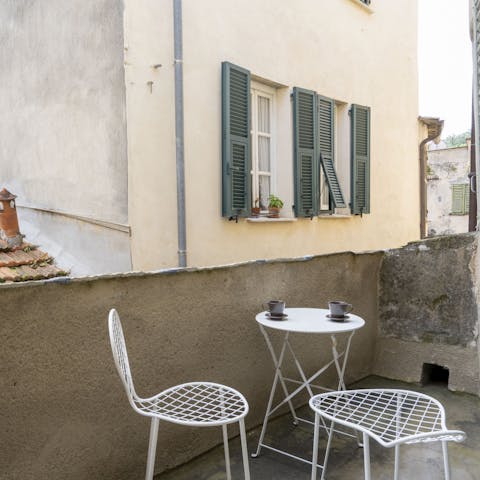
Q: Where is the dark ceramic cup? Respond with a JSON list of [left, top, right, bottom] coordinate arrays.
[[328, 301, 353, 317]]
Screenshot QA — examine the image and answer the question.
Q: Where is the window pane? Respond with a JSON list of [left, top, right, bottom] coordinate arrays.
[[258, 136, 271, 172], [258, 175, 271, 210], [320, 171, 329, 210], [258, 95, 270, 133]]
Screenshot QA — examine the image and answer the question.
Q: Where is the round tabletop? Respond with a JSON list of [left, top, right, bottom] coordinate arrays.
[[256, 308, 365, 334]]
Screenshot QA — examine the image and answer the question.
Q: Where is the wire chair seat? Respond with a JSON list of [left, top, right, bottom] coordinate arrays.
[[309, 389, 465, 448], [134, 381, 249, 427]]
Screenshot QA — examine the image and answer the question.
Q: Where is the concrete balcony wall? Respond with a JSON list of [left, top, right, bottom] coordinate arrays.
[[0, 251, 381, 480]]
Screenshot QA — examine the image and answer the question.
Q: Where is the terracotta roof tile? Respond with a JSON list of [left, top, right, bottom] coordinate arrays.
[[0, 242, 67, 284], [0, 267, 17, 282]]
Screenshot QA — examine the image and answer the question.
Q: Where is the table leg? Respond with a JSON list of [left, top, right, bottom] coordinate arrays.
[[320, 420, 335, 480], [252, 329, 297, 457], [286, 339, 314, 398], [331, 332, 354, 391]]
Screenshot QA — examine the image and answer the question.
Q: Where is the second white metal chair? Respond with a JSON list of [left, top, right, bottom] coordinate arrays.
[[310, 388, 465, 480], [108, 308, 251, 480]]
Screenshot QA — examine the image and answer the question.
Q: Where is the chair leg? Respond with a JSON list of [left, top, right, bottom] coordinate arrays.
[[363, 433, 371, 480], [311, 413, 320, 480], [239, 418, 251, 480], [442, 441, 451, 480], [394, 444, 400, 480], [222, 424, 232, 480], [145, 417, 159, 480]]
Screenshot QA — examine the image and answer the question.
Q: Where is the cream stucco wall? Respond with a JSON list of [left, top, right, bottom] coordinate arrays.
[[125, 0, 420, 270]]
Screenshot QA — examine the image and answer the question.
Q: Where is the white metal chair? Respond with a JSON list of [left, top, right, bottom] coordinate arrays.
[[310, 388, 465, 480], [108, 309, 251, 480]]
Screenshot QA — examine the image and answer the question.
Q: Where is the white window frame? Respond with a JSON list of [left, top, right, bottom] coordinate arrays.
[[250, 81, 276, 211]]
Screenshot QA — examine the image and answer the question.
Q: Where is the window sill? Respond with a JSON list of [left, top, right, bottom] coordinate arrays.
[[347, 0, 374, 14], [317, 214, 353, 219], [247, 217, 297, 223]]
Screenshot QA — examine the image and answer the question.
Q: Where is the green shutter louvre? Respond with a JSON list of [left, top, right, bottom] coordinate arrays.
[[351, 104, 371, 214], [293, 88, 318, 217], [318, 96, 346, 208], [222, 62, 251, 218]]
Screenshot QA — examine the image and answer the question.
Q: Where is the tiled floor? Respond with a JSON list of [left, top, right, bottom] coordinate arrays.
[[155, 376, 480, 480]]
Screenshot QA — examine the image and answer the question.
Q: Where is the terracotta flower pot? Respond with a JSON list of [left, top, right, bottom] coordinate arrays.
[[251, 207, 261, 217], [268, 207, 280, 218]]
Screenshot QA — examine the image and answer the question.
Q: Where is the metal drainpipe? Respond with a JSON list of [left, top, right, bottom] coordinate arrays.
[[173, 0, 187, 267], [419, 126, 442, 239], [472, 0, 480, 230]]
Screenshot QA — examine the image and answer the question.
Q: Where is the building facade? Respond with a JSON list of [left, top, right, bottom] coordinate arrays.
[[1, 0, 421, 275], [427, 144, 471, 236]]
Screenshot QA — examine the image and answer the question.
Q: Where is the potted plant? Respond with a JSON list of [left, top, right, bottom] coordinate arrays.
[[268, 194, 284, 218], [251, 198, 261, 217]]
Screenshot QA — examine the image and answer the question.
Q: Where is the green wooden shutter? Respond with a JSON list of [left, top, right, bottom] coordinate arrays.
[[222, 62, 251, 219], [351, 104, 371, 215], [451, 184, 469, 215], [293, 87, 318, 217], [318, 95, 346, 208]]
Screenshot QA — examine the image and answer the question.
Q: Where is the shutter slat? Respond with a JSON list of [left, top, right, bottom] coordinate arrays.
[[293, 88, 318, 217], [351, 104, 370, 214], [222, 62, 251, 218]]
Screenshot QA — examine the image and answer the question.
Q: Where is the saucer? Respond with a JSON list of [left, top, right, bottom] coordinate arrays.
[[266, 312, 288, 320], [327, 314, 350, 322]]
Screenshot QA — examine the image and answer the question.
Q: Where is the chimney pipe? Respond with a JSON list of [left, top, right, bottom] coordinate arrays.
[[0, 189, 23, 247]]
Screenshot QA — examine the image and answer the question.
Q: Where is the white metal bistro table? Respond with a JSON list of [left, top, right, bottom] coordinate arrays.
[[252, 307, 365, 466]]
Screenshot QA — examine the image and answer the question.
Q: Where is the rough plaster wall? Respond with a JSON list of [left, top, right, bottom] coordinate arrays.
[[0, 0, 128, 225], [18, 207, 132, 276], [0, 251, 381, 480], [375, 234, 480, 393]]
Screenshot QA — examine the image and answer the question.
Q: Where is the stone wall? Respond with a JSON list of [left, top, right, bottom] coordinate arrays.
[[375, 233, 480, 394], [0, 251, 381, 480]]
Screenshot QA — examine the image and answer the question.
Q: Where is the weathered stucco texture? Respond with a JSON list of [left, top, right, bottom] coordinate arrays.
[[0, 0, 130, 274], [375, 234, 480, 393], [0, 251, 381, 480]]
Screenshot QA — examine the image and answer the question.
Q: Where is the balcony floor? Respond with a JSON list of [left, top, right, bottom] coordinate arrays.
[[155, 376, 480, 480]]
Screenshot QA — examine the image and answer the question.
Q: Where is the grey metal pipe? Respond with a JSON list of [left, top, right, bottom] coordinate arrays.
[[173, 0, 187, 267], [471, 0, 480, 230]]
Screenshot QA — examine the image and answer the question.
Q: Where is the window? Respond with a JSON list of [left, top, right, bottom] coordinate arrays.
[[292, 88, 370, 217], [451, 184, 469, 215], [222, 61, 371, 220], [251, 82, 275, 211]]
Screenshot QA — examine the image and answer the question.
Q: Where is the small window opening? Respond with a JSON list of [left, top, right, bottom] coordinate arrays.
[[421, 363, 449, 386], [0, 203, 3, 212]]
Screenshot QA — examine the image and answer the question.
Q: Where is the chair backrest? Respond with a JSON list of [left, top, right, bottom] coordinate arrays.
[[108, 309, 139, 407]]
